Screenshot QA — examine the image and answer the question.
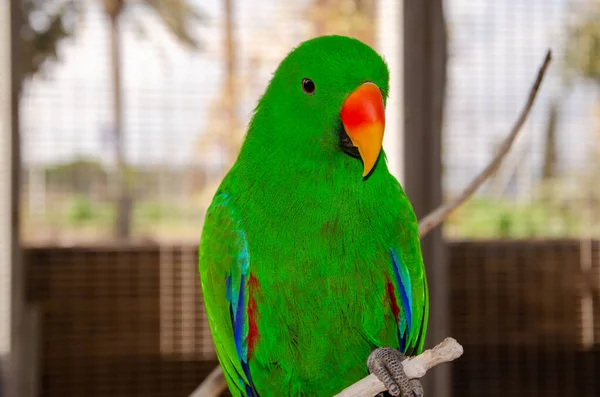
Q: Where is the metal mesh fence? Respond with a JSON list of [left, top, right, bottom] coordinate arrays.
[[9, 0, 600, 396], [23, 242, 600, 397], [20, 0, 600, 243], [26, 245, 218, 397], [20, 0, 397, 244], [443, 0, 599, 240], [450, 240, 599, 396]]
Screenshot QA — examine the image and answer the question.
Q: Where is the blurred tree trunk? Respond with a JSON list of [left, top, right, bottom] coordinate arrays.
[[354, 0, 377, 47], [595, 101, 600, 165], [17, 0, 203, 240], [541, 98, 559, 180], [310, 0, 377, 47], [313, 0, 329, 36], [223, 0, 239, 164], [190, 0, 239, 184], [104, 0, 131, 239]]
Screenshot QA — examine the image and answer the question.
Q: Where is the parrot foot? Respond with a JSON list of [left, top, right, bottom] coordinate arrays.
[[368, 347, 424, 397]]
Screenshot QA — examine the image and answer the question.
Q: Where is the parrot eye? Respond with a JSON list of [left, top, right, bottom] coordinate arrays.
[[302, 78, 316, 95]]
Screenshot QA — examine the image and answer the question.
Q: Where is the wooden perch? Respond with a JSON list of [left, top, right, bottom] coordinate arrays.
[[190, 50, 553, 397], [190, 339, 463, 397], [333, 338, 463, 397], [418, 49, 553, 237], [189, 365, 226, 397]]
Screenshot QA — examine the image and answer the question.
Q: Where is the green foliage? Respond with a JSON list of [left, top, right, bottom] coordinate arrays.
[[566, 5, 600, 83], [67, 195, 95, 225], [19, 0, 80, 84], [19, 0, 205, 88], [133, 200, 205, 229], [62, 195, 114, 227], [140, 0, 206, 50], [445, 196, 586, 239], [44, 157, 108, 194], [136, 201, 164, 222], [23, 195, 205, 242]]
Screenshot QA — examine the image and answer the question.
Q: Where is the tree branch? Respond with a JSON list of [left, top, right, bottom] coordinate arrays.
[[190, 339, 462, 397], [191, 49, 553, 397], [418, 49, 553, 237], [188, 365, 226, 397], [333, 338, 463, 397]]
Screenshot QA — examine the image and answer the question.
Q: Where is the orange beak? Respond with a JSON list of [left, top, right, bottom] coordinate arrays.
[[340, 82, 385, 177]]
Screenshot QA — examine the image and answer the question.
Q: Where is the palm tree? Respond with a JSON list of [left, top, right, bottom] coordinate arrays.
[[19, 0, 79, 92], [102, 0, 204, 238], [20, 0, 205, 238], [541, 98, 559, 180]]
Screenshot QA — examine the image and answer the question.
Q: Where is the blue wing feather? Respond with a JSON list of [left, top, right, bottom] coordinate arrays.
[[215, 193, 258, 396], [390, 249, 414, 352]]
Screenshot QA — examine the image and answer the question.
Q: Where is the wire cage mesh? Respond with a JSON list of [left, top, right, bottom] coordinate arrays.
[[3, 0, 599, 396]]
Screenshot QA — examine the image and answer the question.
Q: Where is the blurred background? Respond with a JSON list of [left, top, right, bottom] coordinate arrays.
[[1, 0, 599, 396]]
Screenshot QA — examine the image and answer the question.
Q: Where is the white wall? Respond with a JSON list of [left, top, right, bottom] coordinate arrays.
[[376, 0, 404, 184]]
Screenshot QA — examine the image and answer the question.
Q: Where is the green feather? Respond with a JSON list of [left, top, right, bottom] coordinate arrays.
[[199, 35, 428, 397]]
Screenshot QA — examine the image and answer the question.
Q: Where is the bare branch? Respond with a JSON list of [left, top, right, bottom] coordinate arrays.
[[191, 339, 463, 397], [418, 49, 553, 237], [333, 338, 463, 397], [188, 366, 227, 397]]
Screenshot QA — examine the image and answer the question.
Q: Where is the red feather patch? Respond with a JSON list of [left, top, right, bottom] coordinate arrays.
[[247, 274, 260, 357], [386, 277, 400, 323]]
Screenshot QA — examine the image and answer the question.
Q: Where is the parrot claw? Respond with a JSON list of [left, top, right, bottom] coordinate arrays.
[[368, 347, 424, 397]]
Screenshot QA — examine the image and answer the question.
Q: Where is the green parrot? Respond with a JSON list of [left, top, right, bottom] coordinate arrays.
[[198, 35, 429, 397]]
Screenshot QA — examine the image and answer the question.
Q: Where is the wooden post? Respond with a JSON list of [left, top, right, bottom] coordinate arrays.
[[0, 1, 24, 396], [402, 1, 450, 397], [0, 1, 10, 393]]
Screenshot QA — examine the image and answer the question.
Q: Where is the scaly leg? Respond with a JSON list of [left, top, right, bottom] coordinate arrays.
[[368, 347, 424, 397]]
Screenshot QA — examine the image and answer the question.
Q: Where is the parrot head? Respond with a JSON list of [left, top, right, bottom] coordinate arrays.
[[243, 35, 390, 179]]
